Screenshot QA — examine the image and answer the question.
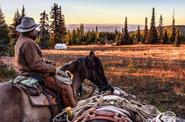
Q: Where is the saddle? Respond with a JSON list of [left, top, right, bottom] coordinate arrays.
[[12, 74, 73, 107], [12, 75, 57, 106], [73, 106, 130, 122]]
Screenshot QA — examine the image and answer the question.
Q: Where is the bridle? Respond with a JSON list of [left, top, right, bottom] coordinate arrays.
[[63, 57, 113, 93]]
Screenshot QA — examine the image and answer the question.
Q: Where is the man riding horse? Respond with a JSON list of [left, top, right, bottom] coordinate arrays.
[[15, 17, 77, 108]]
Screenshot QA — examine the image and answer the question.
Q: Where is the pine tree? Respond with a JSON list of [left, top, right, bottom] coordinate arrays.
[[50, 3, 66, 47], [148, 8, 158, 44], [67, 30, 72, 45], [170, 9, 176, 44], [95, 26, 98, 33], [59, 7, 67, 41], [90, 30, 97, 44], [95, 26, 99, 44], [13, 9, 21, 27], [79, 23, 85, 44], [11, 9, 21, 44], [0, 7, 11, 56], [143, 17, 148, 44], [121, 17, 130, 45], [21, 5, 26, 17], [37, 11, 50, 49], [158, 15, 163, 43], [50, 3, 60, 46], [114, 29, 120, 45], [136, 25, 141, 43], [174, 29, 181, 47], [163, 29, 169, 44], [71, 29, 77, 45], [80, 24, 84, 35], [19, 5, 26, 22]]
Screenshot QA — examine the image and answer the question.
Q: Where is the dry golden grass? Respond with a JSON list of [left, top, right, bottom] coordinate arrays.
[[43, 44, 185, 118], [1, 44, 184, 117]]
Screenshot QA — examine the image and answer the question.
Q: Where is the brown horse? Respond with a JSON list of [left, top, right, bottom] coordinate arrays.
[[60, 50, 114, 98], [0, 51, 113, 122], [0, 80, 55, 122]]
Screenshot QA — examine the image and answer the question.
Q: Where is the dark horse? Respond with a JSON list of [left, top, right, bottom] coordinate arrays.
[[60, 50, 114, 98], [0, 51, 113, 122]]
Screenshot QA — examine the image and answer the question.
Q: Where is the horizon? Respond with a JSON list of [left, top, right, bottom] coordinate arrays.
[[0, 0, 185, 25]]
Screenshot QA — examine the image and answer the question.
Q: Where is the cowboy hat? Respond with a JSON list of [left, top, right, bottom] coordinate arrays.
[[16, 17, 39, 33]]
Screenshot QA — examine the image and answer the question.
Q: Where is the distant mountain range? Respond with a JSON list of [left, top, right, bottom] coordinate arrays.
[[67, 24, 185, 35], [66, 24, 145, 32]]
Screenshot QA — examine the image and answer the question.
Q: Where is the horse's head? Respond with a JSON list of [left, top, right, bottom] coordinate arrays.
[[60, 51, 113, 94]]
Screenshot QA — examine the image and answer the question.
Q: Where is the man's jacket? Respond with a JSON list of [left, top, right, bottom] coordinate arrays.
[[15, 35, 55, 75]]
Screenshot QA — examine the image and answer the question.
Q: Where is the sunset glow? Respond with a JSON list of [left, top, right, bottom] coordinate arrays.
[[0, 0, 185, 25]]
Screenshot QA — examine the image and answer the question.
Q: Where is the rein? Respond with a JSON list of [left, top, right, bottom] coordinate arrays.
[[75, 57, 113, 93]]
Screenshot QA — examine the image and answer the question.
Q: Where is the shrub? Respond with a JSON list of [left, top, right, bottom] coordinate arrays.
[[128, 60, 138, 73], [0, 65, 17, 77]]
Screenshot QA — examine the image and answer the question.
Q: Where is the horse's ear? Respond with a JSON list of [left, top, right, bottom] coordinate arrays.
[[89, 50, 95, 57]]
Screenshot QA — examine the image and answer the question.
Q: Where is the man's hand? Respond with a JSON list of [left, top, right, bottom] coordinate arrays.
[[46, 60, 56, 66], [56, 68, 69, 77]]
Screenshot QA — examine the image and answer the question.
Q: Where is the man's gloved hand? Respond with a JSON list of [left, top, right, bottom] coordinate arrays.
[[56, 68, 69, 77], [46, 60, 56, 66]]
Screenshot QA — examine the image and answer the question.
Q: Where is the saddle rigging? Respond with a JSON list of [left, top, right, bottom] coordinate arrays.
[[53, 87, 176, 122]]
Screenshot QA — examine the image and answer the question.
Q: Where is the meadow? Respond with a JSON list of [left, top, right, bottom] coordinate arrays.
[[43, 44, 185, 118], [0, 44, 185, 118]]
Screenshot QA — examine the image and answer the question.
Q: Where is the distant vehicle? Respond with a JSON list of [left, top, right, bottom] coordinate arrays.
[[54, 43, 68, 50]]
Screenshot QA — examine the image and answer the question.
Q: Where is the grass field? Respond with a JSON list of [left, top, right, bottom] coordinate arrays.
[[43, 44, 185, 118], [0, 44, 185, 118]]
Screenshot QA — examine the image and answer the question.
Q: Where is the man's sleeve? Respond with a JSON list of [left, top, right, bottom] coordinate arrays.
[[23, 41, 56, 73]]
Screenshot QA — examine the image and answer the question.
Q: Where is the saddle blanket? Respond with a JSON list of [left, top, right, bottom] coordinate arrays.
[[13, 75, 58, 107]]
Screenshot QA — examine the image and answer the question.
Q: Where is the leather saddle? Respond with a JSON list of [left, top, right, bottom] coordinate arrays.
[[12, 74, 72, 107]]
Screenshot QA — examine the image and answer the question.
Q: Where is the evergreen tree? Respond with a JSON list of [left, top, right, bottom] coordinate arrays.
[[158, 15, 163, 43], [90, 30, 97, 44], [173, 29, 181, 47], [121, 17, 130, 45], [13, 9, 21, 27], [163, 29, 169, 44], [38, 11, 50, 49], [66, 30, 72, 45], [148, 8, 158, 44], [95, 26, 99, 44], [0, 7, 11, 56], [71, 29, 77, 45], [95, 26, 98, 33], [11, 9, 21, 44], [21, 5, 26, 17], [114, 29, 121, 45], [79, 23, 85, 44], [80, 24, 84, 35], [136, 25, 141, 43], [19, 5, 26, 22], [143, 17, 148, 44], [59, 7, 67, 41], [170, 9, 176, 44], [50, 3, 66, 47]]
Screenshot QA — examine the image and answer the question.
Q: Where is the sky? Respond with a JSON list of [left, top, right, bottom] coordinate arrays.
[[0, 0, 185, 25]]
